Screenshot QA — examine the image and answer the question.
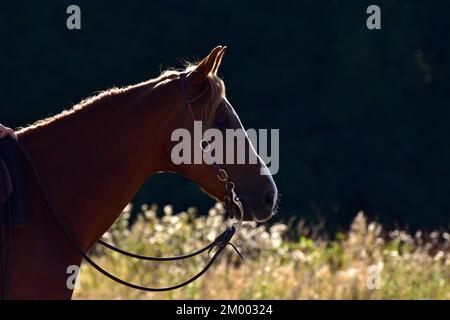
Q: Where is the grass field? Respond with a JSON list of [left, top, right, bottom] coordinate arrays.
[[73, 204, 449, 300]]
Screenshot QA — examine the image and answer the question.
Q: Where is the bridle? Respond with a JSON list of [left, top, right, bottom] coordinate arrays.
[[178, 72, 245, 222], [0, 72, 245, 298]]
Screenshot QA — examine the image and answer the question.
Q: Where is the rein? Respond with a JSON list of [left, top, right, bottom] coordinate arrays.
[[1, 72, 244, 298]]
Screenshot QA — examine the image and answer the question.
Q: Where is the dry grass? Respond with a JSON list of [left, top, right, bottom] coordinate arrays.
[[73, 204, 450, 300]]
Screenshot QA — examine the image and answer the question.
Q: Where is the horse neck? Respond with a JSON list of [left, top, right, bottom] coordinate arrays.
[[18, 81, 177, 250]]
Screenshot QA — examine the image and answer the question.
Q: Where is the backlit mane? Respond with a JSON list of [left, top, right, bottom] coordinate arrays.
[[18, 62, 226, 135]]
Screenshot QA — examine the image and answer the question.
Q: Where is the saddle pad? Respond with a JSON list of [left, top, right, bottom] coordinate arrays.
[[0, 138, 27, 229]]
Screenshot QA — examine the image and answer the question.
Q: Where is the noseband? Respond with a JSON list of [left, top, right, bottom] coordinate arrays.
[[1, 72, 244, 298]]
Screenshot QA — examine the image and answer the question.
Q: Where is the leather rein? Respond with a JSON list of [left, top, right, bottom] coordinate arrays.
[[1, 72, 245, 297]]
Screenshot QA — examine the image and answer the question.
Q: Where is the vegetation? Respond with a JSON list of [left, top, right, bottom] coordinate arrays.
[[73, 205, 449, 299]]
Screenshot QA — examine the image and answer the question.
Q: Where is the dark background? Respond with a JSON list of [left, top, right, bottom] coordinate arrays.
[[2, 1, 449, 231]]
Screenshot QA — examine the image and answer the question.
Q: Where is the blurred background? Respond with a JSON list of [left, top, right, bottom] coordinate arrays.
[[2, 1, 449, 231]]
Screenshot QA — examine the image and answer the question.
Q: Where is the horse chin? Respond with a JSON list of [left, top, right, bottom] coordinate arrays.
[[239, 198, 275, 223]]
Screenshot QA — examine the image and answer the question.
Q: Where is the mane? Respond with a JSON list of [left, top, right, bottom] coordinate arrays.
[[17, 87, 127, 134], [18, 63, 226, 134]]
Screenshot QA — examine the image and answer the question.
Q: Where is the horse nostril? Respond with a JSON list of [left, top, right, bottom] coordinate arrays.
[[264, 190, 276, 209]]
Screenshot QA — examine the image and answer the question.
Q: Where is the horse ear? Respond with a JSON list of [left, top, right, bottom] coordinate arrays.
[[211, 46, 226, 75], [188, 46, 223, 86]]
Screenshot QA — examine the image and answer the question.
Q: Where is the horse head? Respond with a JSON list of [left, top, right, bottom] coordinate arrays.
[[164, 46, 278, 223]]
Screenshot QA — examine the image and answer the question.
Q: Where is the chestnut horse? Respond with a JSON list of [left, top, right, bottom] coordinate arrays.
[[2, 46, 278, 299]]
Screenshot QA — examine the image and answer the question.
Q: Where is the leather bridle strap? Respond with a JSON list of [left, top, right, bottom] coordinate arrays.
[[179, 73, 224, 176], [97, 227, 230, 261], [179, 73, 245, 222], [12, 138, 239, 292]]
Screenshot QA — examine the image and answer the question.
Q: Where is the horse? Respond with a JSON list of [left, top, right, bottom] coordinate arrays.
[[1, 46, 278, 299]]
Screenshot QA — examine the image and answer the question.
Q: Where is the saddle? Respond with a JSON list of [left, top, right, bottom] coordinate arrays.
[[0, 138, 27, 229]]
